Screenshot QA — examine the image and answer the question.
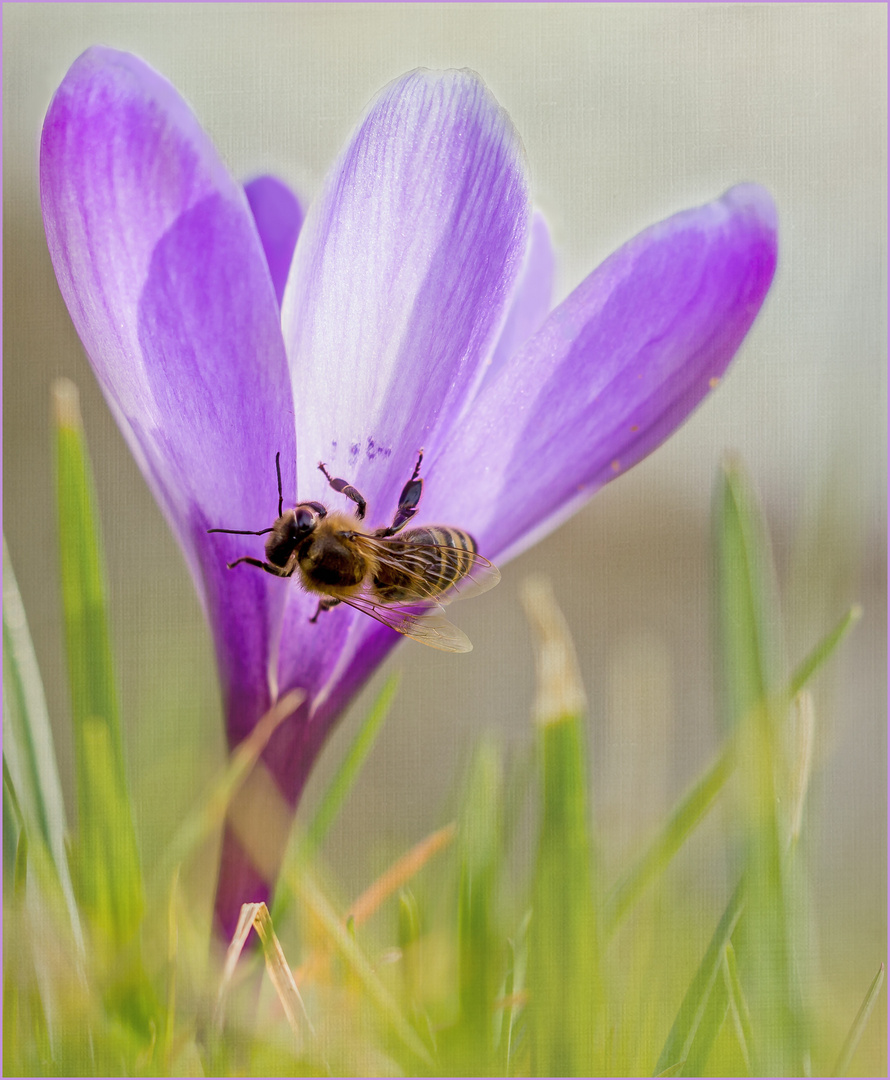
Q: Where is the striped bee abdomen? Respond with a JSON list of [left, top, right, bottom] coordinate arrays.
[[372, 527, 478, 603]]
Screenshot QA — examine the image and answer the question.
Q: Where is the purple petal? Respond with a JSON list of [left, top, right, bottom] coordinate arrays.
[[424, 184, 779, 560], [40, 47, 296, 742], [244, 175, 303, 308], [281, 67, 530, 516], [482, 212, 555, 389], [271, 68, 532, 715]]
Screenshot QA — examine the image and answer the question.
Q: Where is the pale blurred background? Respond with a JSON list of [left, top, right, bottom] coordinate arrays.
[[3, 1, 885, 1054]]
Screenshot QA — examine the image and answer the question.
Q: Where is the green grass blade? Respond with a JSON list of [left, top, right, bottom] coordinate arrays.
[[2, 817, 52, 1076], [605, 746, 733, 934], [787, 690, 816, 846], [397, 888, 427, 1031], [53, 380, 159, 1044], [499, 912, 530, 1075], [3, 538, 82, 942], [3, 757, 92, 1071], [6, 769, 29, 902], [271, 674, 399, 923], [712, 457, 808, 1075], [712, 454, 785, 733], [53, 379, 144, 946], [722, 941, 754, 1074], [677, 938, 756, 1075], [788, 604, 862, 697], [654, 877, 746, 1075], [521, 576, 602, 1076], [831, 963, 885, 1076], [680, 958, 729, 1076], [304, 672, 399, 855], [454, 737, 505, 1068], [3, 758, 22, 888]]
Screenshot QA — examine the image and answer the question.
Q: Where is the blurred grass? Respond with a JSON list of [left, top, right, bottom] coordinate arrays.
[[2, 394, 884, 1076], [712, 456, 808, 1076], [53, 380, 145, 957], [521, 576, 603, 1076]]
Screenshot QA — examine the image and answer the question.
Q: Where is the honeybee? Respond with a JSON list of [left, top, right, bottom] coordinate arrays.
[[208, 450, 499, 652]]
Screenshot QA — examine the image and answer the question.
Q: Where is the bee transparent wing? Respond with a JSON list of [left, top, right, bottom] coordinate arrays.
[[355, 535, 501, 605], [337, 594, 473, 653], [437, 553, 500, 603]]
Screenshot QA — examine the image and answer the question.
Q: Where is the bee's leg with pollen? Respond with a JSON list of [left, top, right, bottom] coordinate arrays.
[[318, 462, 366, 520], [375, 449, 424, 538], [309, 597, 341, 623], [226, 556, 291, 577]]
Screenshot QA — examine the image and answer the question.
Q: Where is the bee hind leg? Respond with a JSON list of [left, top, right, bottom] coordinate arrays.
[[375, 449, 424, 538], [309, 597, 341, 623]]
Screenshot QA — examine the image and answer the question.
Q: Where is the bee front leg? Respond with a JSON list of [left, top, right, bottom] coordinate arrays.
[[309, 597, 341, 623], [318, 462, 367, 520], [227, 556, 291, 577]]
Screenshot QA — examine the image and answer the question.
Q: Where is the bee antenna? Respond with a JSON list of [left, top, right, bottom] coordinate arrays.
[[207, 526, 275, 536], [275, 451, 284, 517]]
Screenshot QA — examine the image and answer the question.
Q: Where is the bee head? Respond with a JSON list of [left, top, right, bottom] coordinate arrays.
[[265, 501, 327, 567]]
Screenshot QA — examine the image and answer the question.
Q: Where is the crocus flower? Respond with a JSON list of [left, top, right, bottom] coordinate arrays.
[[40, 47, 777, 938]]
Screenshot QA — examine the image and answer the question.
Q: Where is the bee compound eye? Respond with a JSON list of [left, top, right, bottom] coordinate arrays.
[[293, 506, 317, 532]]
